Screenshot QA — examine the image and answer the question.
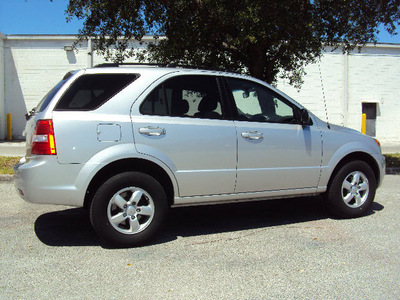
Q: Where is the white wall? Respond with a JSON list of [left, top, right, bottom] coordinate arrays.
[[2, 35, 150, 138], [347, 47, 400, 144], [277, 44, 400, 146], [1, 34, 400, 147], [278, 50, 346, 126], [3, 35, 89, 138], [0, 33, 6, 139]]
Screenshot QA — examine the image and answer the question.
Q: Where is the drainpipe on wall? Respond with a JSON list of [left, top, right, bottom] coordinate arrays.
[[87, 38, 93, 68], [342, 52, 349, 127], [0, 32, 6, 140]]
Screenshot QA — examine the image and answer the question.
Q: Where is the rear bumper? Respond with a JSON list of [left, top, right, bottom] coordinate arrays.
[[14, 156, 85, 207]]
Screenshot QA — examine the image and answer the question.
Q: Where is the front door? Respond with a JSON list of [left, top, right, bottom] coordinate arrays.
[[225, 77, 322, 193]]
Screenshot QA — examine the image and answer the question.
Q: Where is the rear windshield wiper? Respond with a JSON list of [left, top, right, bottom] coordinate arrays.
[[25, 108, 36, 121]]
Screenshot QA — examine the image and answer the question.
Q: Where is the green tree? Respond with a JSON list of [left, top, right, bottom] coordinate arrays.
[[67, 0, 400, 87]]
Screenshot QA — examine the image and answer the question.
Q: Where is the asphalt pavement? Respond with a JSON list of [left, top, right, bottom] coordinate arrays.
[[1, 176, 400, 299]]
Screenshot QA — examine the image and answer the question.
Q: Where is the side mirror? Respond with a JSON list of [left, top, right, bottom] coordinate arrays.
[[296, 108, 311, 125]]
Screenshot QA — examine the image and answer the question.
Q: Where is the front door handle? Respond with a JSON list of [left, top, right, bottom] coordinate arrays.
[[241, 131, 263, 140], [139, 126, 166, 136]]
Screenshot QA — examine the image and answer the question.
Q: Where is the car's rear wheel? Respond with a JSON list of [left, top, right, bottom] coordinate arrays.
[[326, 160, 376, 218], [90, 172, 168, 247]]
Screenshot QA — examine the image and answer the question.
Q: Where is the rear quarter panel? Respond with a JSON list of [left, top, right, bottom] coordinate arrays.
[[53, 111, 134, 164]]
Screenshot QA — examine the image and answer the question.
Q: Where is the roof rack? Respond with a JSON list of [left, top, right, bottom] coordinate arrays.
[[93, 63, 231, 72], [94, 63, 168, 68]]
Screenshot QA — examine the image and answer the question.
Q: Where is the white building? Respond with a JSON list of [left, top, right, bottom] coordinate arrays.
[[1, 33, 399, 148]]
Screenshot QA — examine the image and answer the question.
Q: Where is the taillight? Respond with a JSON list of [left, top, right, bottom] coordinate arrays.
[[31, 119, 57, 155]]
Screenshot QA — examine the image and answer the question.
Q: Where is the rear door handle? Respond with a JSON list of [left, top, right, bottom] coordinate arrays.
[[241, 131, 263, 140], [139, 126, 166, 136]]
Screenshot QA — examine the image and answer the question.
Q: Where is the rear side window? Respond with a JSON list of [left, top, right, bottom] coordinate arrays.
[[140, 75, 224, 119], [55, 74, 137, 110]]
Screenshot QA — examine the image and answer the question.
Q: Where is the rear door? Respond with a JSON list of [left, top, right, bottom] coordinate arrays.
[[132, 75, 237, 197]]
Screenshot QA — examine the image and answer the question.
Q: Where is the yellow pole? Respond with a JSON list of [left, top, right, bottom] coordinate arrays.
[[7, 113, 12, 140], [361, 113, 366, 134]]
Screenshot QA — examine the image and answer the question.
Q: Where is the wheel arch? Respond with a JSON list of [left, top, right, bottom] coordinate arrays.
[[327, 151, 381, 189], [84, 158, 175, 209]]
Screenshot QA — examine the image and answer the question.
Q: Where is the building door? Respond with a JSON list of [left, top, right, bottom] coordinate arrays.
[[362, 103, 377, 137]]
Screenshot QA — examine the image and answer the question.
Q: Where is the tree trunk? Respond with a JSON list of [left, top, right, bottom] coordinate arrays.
[[246, 45, 276, 84]]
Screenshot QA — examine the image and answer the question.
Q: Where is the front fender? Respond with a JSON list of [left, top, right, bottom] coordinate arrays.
[[320, 140, 383, 187]]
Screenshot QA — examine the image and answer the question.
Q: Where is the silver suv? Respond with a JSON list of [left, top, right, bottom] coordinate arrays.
[[14, 65, 385, 247]]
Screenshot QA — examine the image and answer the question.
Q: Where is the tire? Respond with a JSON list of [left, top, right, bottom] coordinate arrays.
[[90, 172, 168, 247], [326, 160, 376, 218]]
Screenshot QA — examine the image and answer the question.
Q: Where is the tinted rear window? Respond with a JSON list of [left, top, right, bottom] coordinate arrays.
[[55, 74, 138, 110]]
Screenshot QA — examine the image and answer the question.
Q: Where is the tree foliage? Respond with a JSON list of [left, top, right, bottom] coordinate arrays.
[[66, 0, 400, 87]]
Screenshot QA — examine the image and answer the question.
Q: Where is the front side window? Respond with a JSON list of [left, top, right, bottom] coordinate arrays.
[[227, 77, 298, 124], [55, 74, 137, 110], [140, 75, 224, 119]]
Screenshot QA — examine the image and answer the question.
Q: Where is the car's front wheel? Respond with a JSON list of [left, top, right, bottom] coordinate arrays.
[[326, 160, 376, 218], [90, 172, 168, 247]]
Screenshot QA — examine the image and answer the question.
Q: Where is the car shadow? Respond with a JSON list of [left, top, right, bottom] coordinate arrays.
[[34, 197, 384, 248], [34, 208, 100, 247]]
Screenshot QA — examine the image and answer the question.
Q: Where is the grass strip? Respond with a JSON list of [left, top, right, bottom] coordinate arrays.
[[385, 153, 400, 168], [0, 156, 22, 175]]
